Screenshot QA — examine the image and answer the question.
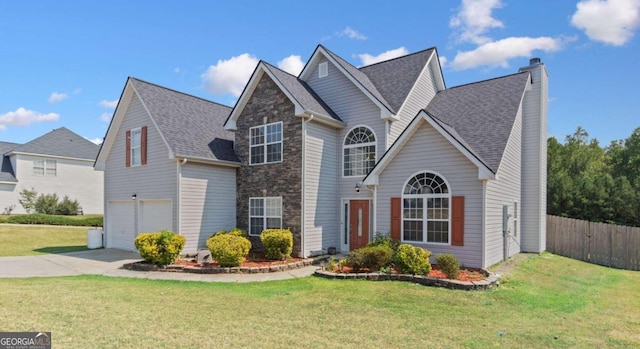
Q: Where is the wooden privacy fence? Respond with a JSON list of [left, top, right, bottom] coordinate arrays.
[[546, 215, 640, 271]]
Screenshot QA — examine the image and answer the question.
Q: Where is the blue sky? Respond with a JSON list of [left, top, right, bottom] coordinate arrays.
[[1, 0, 638, 146]]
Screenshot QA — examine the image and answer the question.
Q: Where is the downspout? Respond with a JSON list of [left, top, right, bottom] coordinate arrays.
[[301, 114, 314, 257], [481, 180, 488, 268], [367, 185, 377, 237], [177, 158, 187, 237]]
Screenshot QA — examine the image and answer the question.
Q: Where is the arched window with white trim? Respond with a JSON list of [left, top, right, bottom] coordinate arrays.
[[343, 126, 376, 177], [402, 172, 451, 244]]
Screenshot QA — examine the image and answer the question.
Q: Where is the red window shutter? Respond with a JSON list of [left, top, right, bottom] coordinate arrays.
[[390, 197, 401, 241], [141, 126, 148, 165], [125, 130, 131, 167], [451, 196, 465, 246]]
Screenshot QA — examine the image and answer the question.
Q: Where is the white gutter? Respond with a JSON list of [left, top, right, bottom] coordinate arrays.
[[368, 185, 378, 236]]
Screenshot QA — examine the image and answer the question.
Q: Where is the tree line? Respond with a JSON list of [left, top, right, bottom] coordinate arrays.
[[547, 126, 640, 227]]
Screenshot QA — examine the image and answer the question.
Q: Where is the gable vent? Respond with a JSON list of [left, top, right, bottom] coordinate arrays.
[[319, 62, 328, 78]]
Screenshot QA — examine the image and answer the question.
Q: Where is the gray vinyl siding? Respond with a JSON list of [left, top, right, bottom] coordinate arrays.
[[104, 93, 178, 240], [389, 62, 439, 146], [305, 56, 385, 203], [180, 162, 236, 252], [376, 120, 484, 268], [520, 66, 548, 253], [303, 121, 339, 255], [484, 107, 523, 267]]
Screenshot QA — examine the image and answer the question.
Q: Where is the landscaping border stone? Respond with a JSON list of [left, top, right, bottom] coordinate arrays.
[[123, 257, 320, 274], [313, 269, 499, 291]]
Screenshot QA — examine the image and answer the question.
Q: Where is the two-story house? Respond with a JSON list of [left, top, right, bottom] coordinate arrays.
[[0, 127, 104, 214], [97, 45, 548, 268]]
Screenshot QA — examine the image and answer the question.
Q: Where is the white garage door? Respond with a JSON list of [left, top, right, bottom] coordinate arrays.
[[107, 201, 135, 251], [139, 200, 173, 234]]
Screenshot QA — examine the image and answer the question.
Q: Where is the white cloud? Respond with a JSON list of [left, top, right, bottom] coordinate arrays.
[[450, 0, 504, 45], [100, 112, 112, 123], [72, 88, 82, 94], [571, 0, 640, 46], [48, 92, 68, 103], [450, 36, 565, 70], [0, 107, 59, 130], [86, 137, 103, 145], [439, 56, 448, 68], [277, 55, 305, 76], [338, 27, 368, 40], [174, 67, 181, 73], [358, 47, 409, 66], [201, 53, 259, 97], [99, 99, 118, 109]]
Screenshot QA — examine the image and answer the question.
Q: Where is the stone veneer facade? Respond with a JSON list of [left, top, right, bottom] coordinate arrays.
[[235, 74, 303, 256]]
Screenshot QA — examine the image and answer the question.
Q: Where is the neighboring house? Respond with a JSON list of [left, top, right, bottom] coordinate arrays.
[[98, 45, 547, 268], [94, 78, 239, 252], [0, 127, 104, 214]]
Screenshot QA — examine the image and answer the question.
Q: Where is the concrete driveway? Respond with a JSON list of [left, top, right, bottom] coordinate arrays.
[[0, 249, 141, 278], [0, 248, 319, 282]]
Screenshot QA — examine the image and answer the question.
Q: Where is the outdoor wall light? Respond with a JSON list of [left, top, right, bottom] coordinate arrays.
[[131, 193, 137, 200], [354, 184, 361, 193]]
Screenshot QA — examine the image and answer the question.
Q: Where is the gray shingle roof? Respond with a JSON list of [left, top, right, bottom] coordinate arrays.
[[320, 45, 395, 113], [10, 127, 100, 160], [360, 48, 435, 112], [0, 141, 19, 182], [424, 71, 531, 172], [129, 78, 239, 163], [262, 62, 341, 121]]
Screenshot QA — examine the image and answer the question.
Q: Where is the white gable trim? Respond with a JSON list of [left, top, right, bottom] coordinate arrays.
[[363, 111, 495, 186], [225, 62, 342, 131], [94, 79, 173, 170], [299, 46, 395, 120], [8, 152, 95, 163]]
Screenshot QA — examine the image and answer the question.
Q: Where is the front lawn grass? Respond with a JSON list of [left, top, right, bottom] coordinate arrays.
[[0, 225, 88, 256], [0, 253, 638, 348]]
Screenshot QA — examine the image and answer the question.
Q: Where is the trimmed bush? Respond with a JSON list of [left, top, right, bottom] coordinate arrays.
[[366, 232, 400, 252], [6, 214, 103, 227], [134, 230, 186, 266], [436, 253, 460, 280], [345, 245, 394, 272], [394, 244, 431, 275], [211, 228, 247, 238], [206, 233, 251, 267], [261, 229, 293, 260]]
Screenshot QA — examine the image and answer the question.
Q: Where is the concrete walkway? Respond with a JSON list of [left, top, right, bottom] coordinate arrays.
[[0, 249, 320, 282]]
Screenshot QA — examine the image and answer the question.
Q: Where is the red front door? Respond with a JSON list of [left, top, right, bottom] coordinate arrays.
[[349, 200, 370, 251]]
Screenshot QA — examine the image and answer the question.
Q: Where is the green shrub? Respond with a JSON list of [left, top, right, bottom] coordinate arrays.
[[35, 193, 59, 214], [260, 229, 293, 260], [5, 214, 103, 227], [345, 245, 394, 272], [394, 244, 431, 275], [436, 253, 460, 280], [134, 230, 186, 266], [206, 233, 251, 267], [211, 228, 247, 238], [56, 196, 81, 215], [366, 232, 400, 252]]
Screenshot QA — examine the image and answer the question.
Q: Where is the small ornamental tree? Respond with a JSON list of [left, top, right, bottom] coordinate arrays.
[[18, 188, 38, 213]]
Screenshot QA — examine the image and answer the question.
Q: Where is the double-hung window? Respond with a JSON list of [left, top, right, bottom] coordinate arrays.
[[249, 197, 282, 236], [130, 127, 142, 166], [343, 126, 376, 177], [402, 172, 451, 244], [250, 122, 282, 165], [33, 159, 57, 176]]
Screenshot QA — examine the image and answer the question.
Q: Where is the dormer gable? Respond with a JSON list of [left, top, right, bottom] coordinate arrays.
[[299, 45, 396, 120], [224, 61, 344, 131]]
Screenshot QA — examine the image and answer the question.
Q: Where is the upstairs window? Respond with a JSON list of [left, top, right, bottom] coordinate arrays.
[[250, 122, 282, 165], [343, 126, 376, 177], [126, 126, 147, 167], [33, 159, 56, 176], [402, 172, 451, 244]]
